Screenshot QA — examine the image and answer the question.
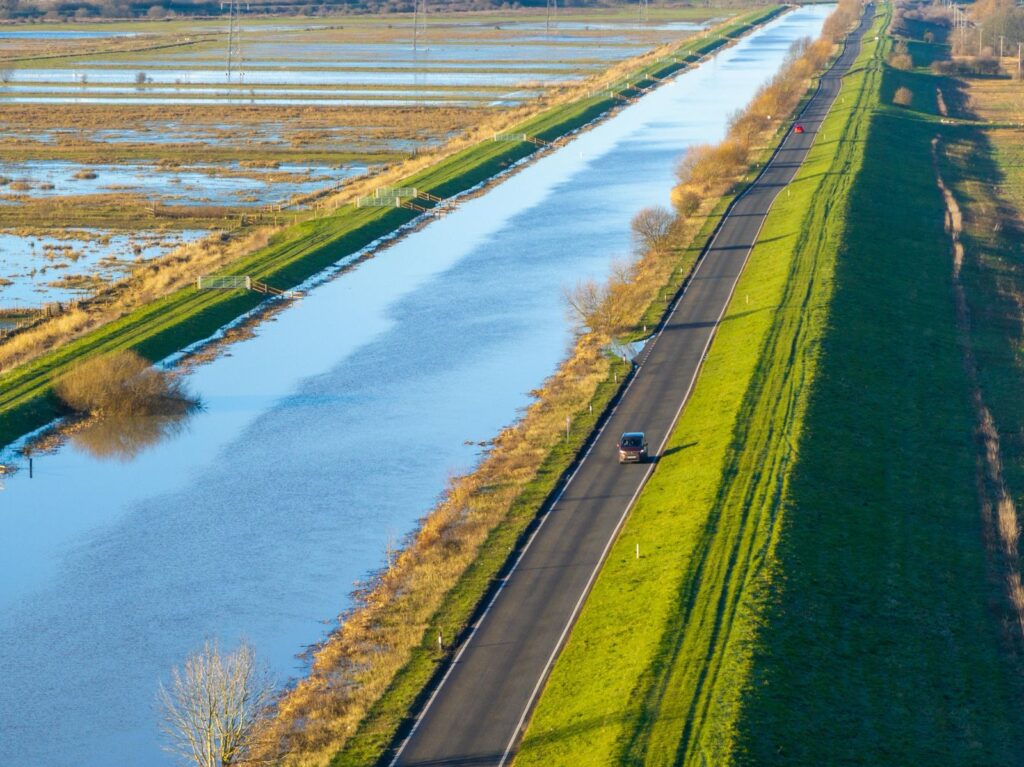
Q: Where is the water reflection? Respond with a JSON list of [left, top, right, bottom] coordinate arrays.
[[70, 407, 199, 462]]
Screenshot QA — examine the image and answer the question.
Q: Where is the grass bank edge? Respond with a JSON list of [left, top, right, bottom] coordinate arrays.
[[0, 4, 783, 452], [513, 6, 885, 766]]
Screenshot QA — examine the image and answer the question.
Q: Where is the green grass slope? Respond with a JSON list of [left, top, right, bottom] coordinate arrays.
[[515, 10, 888, 765], [519, 6, 1024, 766], [730, 35, 1024, 767]]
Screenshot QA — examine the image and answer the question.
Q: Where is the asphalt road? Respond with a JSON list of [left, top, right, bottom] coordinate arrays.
[[391, 9, 873, 766]]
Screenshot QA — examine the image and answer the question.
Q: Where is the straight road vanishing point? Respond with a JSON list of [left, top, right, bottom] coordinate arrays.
[[391, 7, 875, 767]]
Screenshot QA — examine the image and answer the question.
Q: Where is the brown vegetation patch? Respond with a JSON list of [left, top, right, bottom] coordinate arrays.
[[55, 348, 197, 417]]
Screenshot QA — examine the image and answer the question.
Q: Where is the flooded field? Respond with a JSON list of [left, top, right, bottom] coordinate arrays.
[[0, 229, 206, 306], [0, 6, 833, 766], [1, 11, 707, 106], [0, 7, 719, 311], [0, 159, 361, 207]]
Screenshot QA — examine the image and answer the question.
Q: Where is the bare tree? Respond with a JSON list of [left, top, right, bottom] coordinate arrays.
[[630, 206, 674, 254], [564, 270, 635, 339], [157, 639, 274, 767], [0, 69, 12, 85], [564, 278, 603, 333]]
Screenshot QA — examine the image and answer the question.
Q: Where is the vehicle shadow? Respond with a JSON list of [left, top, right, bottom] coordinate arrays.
[[653, 441, 698, 462]]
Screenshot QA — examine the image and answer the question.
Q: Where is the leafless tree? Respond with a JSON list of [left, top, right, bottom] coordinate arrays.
[[630, 206, 674, 254], [0, 69, 13, 85], [157, 639, 274, 767], [564, 271, 635, 339]]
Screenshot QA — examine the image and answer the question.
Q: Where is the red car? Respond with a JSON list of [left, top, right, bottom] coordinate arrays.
[[618, 432, 648, 464], [794, 124, 805, 134]]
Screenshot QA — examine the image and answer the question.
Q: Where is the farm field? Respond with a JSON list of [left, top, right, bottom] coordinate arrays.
[[0, 5, 723, 314], [517, 5, 1024, 765]]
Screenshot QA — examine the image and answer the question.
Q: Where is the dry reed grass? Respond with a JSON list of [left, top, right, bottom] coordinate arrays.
[[54, 348, 195, 416]]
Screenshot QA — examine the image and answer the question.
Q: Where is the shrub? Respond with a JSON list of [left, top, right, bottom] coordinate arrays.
[[893, 86, 913, 107], [55, 349, 196, 416], [631, 206, 674, 253], [889, 51, 913, 69]]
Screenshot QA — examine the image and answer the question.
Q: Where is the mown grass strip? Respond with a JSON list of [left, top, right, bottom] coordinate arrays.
[[0, 5, 782, 451], [729, 30, 1024, 767], [515, 7, 887, 767]]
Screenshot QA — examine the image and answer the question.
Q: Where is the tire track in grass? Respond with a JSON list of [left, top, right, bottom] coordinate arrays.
[[620, 29, 879, 767]]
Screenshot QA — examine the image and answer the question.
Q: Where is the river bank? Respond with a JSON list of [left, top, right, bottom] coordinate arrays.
[[0, 8, 833, 766]]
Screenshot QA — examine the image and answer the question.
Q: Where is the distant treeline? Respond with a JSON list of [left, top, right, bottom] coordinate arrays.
[[0, 0, 752, 22]]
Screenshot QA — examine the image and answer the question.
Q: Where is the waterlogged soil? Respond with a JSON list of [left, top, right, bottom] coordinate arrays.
[[0, 159, 364, 207], [0, 228, 207, 306], [0, 7, 833, 767], [0, 18, 679, 106]]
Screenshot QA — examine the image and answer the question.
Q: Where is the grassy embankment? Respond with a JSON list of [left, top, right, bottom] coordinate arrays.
[[727, 19, 1024, 763], [515, 7, 887, 764], [520, 5, 1024, 765], [0, 5, 782, 450], [519, 5, 1024, 766]]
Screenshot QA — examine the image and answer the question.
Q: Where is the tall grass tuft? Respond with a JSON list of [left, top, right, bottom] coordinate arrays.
[[55, 350, 196, 417]]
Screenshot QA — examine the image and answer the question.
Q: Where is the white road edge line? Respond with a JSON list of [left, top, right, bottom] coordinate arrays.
[[495, 25, 861, 767], [389, 12, 864, 766]]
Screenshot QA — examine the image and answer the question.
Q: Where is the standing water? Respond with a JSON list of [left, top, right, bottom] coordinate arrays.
[[0, 7, 832, 765]]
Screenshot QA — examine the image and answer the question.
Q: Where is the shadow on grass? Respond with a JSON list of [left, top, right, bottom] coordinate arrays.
[[729, 56, 1024, 767]]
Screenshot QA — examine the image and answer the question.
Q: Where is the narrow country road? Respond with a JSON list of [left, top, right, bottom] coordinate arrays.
[[391, 8, 874, 766]]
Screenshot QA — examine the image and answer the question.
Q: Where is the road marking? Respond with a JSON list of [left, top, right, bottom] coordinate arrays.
[[494, 22, 866, 766], [389, 12, 870, 766]]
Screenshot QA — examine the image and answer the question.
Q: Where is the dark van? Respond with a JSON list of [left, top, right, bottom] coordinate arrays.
[[618, 432, 648, 464]]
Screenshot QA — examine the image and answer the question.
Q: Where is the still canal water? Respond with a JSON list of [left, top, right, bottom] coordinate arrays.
[[0, 7, 831, 765]]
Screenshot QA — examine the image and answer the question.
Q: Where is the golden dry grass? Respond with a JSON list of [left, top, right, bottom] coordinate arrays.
[[54, 348, 194, 415]]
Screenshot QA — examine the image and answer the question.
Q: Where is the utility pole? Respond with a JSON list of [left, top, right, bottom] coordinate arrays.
[[978, 24, 983, 55], [545, 0, 557, 35], [1000, 34, 1005, 59], [413, 0, 426, 52], [1018, 41, 1022, 79], [225, 0, 242, 82]]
